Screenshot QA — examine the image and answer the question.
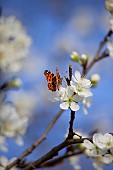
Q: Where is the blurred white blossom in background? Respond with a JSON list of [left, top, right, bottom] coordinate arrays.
[[0, 16, 31, 73], [82, 98, 91, 115], [69, 156, 81, 170], [9, 90, 37, 117], [0, 102, 28, 145]]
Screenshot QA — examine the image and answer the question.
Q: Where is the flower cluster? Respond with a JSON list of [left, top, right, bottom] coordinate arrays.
[[83, 133, 113, 165], [0, 16, 31, 73], [52, 70, 92, 112]]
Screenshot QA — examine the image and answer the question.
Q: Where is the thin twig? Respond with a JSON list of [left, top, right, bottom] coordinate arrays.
[[23, 137, 92, 170], [69, 65, 72, 81], [6, 109, 64, 170], [83, 30, 112, 75], [65, 65, 73, 85]]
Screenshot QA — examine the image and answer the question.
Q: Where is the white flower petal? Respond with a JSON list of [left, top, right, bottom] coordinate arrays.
[[83, 106, 88, 115], [93, 133, 104, 148], [70, 102, 80, 111], [104, 133, 113, 145], [83, 139, 94, 149], [102, 154, 113, 164], [75, 70, 81, 81], [78, 91, 93, 98], [72, 75, 77, 83], [66, 86, 74, 97], [60, 102, 69, 110], [98, 149, 107, 156], [15, 135, 24, 146], [73, 94, 84, 102]]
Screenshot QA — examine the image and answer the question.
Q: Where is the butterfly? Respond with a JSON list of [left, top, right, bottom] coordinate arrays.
[[44, 67, 62, 91]]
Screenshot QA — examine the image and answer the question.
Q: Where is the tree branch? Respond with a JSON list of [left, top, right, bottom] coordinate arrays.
[[40, 150, 84, 168], [23, 137, 91, 170], [17, 150, 84, 169]]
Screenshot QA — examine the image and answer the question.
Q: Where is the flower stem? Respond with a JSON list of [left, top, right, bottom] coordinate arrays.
[[67, 110, 82, 140], [67, 110, 75, 139]]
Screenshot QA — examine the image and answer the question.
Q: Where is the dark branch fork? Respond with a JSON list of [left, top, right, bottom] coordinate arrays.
[[23, 138, 91, 170]]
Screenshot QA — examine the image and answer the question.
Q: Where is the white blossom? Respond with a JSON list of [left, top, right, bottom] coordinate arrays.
[[84, 133, 113, 161], [84, 139, 100, 157], [50, 70, 92, 111], [0, 156, 17, 170], [83, 135, 107, 157], [93, 133, 113, 150], [83, 133, 113, 169], [0, 103, 29, 144], [53, 86, 84, 111], [71, 70, 92, 98], [9, 90, 37, 117], [0, 16, 31, 73], [107, 41, 113, 58]]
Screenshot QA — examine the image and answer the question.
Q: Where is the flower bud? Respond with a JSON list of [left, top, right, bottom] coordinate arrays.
[[0, 78, 22, 91], [70, 51, 79, 62], [105, 0, 113, 13], [80, 54, 89, 66], [90, 74, 100, 87]]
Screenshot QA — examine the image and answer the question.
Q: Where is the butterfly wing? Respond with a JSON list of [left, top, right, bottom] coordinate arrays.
[[56, 67, 62, 90], [44, 70, 56, 91]]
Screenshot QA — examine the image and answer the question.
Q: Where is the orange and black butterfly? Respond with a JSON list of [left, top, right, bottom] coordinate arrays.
[[44, 67, 62, 91]]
